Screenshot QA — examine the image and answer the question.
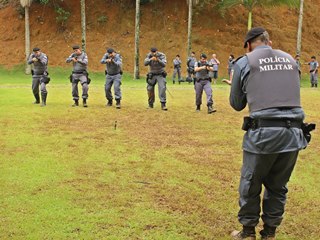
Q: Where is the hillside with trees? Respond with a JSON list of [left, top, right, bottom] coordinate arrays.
[[0, 0, 319, 76]]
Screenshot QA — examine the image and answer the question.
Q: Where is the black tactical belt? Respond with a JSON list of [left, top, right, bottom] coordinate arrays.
[[242, 117, 302, 131], [72, 71, 84, 74], [107, 72, 121, 76], [198, 78, 210, 81]]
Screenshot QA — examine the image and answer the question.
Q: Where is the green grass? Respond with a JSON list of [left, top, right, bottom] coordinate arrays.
[[0, 66, 319, 240]]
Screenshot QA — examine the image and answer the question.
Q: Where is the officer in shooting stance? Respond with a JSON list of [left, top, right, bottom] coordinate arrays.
[[186, 51, 196, 83], [27, 47, 49, 106], [144, 47, 168, 110], [194, 53, 216, 114], [101, 48, 123, 109], [66, 45, 89, 107], [230, 27, 314, 240]]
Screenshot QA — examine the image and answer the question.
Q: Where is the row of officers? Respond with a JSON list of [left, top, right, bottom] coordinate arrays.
[[28, 46, 218, 113]]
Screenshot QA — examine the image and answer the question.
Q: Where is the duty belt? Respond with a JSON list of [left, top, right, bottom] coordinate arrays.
[[242, 117, 302, 131], [107, 72, 120, 76], [198, 78, 210, 81], [72, 71, 85, 74]]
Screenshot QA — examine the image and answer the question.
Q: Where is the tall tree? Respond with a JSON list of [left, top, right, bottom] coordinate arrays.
[[20, 0, 33, 74], [80, 0, 86, 52], [218, 0, 299, 30], [296, 0, 304, 55], [187, 0, 193, 57], [134, 0, 141, 79]]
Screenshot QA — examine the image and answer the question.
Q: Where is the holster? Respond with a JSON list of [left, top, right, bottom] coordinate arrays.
[[242, 117, 253, 131], [301, 123, 316, 143], [161, 71, 167, 78], [31, 69, 34, 76], [69, 74, 73, 83]]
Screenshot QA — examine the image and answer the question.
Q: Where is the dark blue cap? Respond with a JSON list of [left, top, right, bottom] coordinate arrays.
[[150, 47, 158, 52], [33, 47, 40, 52], [72, 45, 80, 50], [107, 48, 115, 54]]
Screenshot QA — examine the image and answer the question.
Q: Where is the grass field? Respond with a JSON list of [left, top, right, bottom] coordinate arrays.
[[0, 66, 319, 240]]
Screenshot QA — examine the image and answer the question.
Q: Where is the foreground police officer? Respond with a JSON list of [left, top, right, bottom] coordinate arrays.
[[101, 48, 123, 109], [230, 27, 309, 240], [66, 45, 89, 107], [27, 47, 49, 106], [144, 47, 168, 110], [194, 53, 216, 114]]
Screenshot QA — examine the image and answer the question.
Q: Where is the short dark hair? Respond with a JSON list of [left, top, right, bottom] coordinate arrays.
[[192, 52, 195, 54], [200, 53, 207, 59], [249, 31, 269, 45], [176, 54, 180, 57], [311, 56, 316, 59], [230, 54, 234, 59]]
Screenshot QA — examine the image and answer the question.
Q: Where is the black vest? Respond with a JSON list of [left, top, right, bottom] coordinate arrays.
[[246, 48, 301, 113]]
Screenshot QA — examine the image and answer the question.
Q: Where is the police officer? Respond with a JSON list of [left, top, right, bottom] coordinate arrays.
[[172, 54, 182, 84], [144, 47, 168, 111], [230, 27, 308, 240], [194, 53, 216, 114], [66, 45, 89, 107], [101, 48, 123, 109], [27, 47, 49, 106], [307, 56, 318, 87], [186, 51, 196, 83]]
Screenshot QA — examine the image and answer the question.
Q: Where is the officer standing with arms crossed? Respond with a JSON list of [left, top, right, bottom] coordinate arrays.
[[230, 27, 313, 240], [66, 45, 89, 107], [172, 54, 182, 84], [194, 53, 216, 114], [27, 47, 49, 106], [144, 47, 168, 111], [101, 48, 123, 109]]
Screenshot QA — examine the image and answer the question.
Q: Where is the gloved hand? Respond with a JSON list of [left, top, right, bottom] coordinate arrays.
[[32, 57, 38, 62]]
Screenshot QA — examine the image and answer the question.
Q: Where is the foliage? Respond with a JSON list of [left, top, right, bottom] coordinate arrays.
[[55, 6, 71, 30], [97, 15, 108, 24]]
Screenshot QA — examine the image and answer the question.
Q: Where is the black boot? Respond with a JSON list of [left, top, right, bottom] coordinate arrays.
[[41, 93, 47, 107], [311, 83, 314, 87], [83, 99, 88, 108], [260, 225, 276, 239], [207, 105, 217, 114], [161, 102, 168, 111], [316, 83, 318, 88], [196, 105, 201, 112], [106, 100, 112, 107], [148, 103, 154, 109], [34, 94, 40, 104], [173, 80, 175, 84], [72, 100, 79, 107], [116, 99, 121, 109]]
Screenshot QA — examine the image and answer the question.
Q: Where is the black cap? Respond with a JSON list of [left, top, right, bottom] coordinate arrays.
[[33, 47, 40, 52], [107, 48, 115, 54], [200, 53, 207, 59], [72, 45, 80, 50], [243, 27, 266, 48], [150, 47, 158, 52]]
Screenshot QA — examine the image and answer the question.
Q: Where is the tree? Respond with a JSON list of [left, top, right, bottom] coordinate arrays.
[[134, 0, 141, 79], [187, 0, 193, 57], [296, 0, 304, 55], [20, 0, 33, 74], [218, 0, 299, 30], [80, 0, 86, 52]]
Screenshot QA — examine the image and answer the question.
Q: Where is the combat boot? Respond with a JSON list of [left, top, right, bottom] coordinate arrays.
[[116, 99, 121, 109], [83, 99, 88, 108], [173, 80, 175, 84], [260, 225, 276, 240], [231, 230, 256, 240], [41, 94, 47, 107], [196, 105, 201, 112], [106, 100, 112, 107], [161, 102, 168, 111], [207, 105, 217, 114], [315, 83, 318, 88], [34, 94, 40, 104], [72, 100, 79, 107], [148, 103, 154, 109]]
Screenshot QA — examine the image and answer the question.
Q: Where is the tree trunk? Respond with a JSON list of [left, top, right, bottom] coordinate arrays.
[[187, 0, 193, 57], [80, 0, 86, 52], [247, 10, 252, 30], [25, 6, 31, 74], [296, 0, 304, 55], [134, 0, 141, 80]]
